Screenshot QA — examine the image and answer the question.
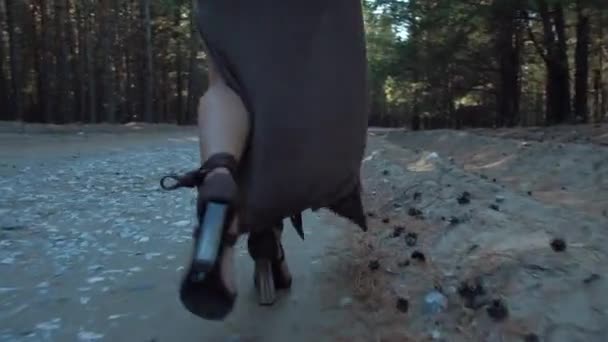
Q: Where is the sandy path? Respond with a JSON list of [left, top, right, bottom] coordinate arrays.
[[0, 125, 361, 342]]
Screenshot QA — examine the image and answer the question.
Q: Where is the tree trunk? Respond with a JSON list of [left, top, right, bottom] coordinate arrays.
[[141, 0, 153, 122], [100, 0, 117, 122], [186, 0, 202, 124], [174, 5, 184, 124], [68, 0, 82, 123], [85, 0, 97, 123], [537, 0, 571, 125], [0, 3, 8, 120], [54, 0, 71, 123], [552, 3, 571, 123], [36, 0, 53, 123], [600, 10, 606, 122], [76, 0, 87, 123], [4, 0, 24, 121], [30, 0, 43, 122], [495, 2, 521, 127], [574, 1, 590, 123]]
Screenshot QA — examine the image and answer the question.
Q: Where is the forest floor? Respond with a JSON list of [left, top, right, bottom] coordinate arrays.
[[1, 122, 608, 341], [349, 123, 608, 341]]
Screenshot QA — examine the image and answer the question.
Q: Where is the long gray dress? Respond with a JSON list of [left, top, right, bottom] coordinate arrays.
[[195, 0, 370, 232]]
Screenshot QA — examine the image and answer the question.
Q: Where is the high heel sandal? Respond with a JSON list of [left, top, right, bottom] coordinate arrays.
[[160, 152, 239, 321], [247, 224, 292, 306]]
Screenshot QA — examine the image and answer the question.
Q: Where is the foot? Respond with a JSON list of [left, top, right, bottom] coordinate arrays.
[[269, 226, 292, 289], [174, 156, 240, 321], [248, 225, 292, 305]]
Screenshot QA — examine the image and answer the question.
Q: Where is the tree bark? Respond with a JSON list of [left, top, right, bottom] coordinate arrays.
[[174, 5, 184, 124], [85, 0, 97, 123], [36, 0, 53, 123], [186, 0, 202, 124], [537, 0, 571, 125], [141, 0, 153, 122], [75, 0, 87, 123], [100, 0, 117, 122], [553, 3, 571, 123], [495, 2, 521, 127], [574, 1, 590, 123], [54, 0, 71, 123], [0, 2, 8, 120], [67, 0, 82, 123], [4, 0, 24, 121]]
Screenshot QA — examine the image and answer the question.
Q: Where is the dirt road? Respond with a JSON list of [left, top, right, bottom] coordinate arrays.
[[3, 123, 608, 342], [0, 124, 362, 342]]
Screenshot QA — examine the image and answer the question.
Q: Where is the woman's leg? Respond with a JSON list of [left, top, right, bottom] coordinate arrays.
[[197, 56, 250, 296], [169, 54, 250, 321]]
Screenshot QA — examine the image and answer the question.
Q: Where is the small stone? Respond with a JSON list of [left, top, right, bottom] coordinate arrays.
[[458, 278, 486, 309], [398, 260, 410, 267], [392, 226, 405, 238], [173, 220, 190, 227], [77, 330, 104, 340], [86, 277, 105, 284], [423, 290, 448, 314], [527, 191, 533, 196], [413, 192, 422, 201], [1, 257, 15, 265], [405, 232, 418, 247], [495, 195, 505, 203], [382, 217, 390, 224], [382, 169, 390, 176], [486, 299, 509, 322], [36, 318, 62, 331], [583, 273, 600, 285], [489, 204, 500, 211], [449, 216, 461, 225], [411, 251, 426, 262], [467, 244, 479, 254], [408, 207, 423, 219], [550, 238, 567, 252], [457, 191, 471, 205], [339, 297, 353, 307], [523, 333, 540, 342], [368, 259, 380, 271], [396, 297, 409, 313], [108, 314, 128, 320], [36, 281, 50, 288], [1, 225, 27, 231], [492, 178, 497, 183]]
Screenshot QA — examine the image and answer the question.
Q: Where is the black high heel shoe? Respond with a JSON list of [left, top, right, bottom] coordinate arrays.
[[160, 153, 239, 320], [247, 224, 292, 306]]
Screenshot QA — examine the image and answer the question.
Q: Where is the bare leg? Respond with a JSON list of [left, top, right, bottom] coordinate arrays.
[[197, 56, 250, 296], [198, 56, 249, 162]]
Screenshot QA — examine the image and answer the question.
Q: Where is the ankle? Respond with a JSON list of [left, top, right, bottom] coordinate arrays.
[[206, 167, 230, 176]]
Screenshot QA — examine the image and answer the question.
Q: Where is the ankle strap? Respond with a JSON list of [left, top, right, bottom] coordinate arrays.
[[160, 153, 238, 190]]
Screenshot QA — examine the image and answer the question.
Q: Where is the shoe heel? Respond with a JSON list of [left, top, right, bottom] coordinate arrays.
[[191, 202, 230, 276], [255, 259, 276, 306]]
